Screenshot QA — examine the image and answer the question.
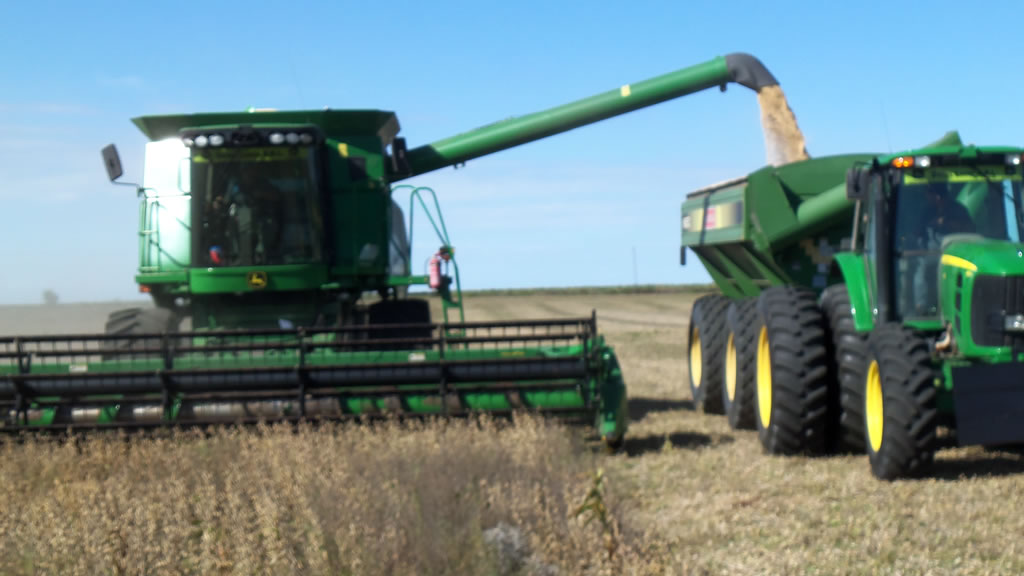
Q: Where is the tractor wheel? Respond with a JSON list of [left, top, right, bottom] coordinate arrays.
[[820, 284, 869, 453], [754, 286, 831, 455], [862, 323, 938, 480], [722, 298, 757, 430], [103, 307, 180, 359], [687, 294, 729, 414]]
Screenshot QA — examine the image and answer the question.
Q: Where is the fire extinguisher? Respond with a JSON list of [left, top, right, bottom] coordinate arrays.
[[428, 253, 443, 289]]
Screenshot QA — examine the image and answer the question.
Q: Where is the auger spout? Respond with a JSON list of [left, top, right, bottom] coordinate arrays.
[[403, 52, 790, 178]]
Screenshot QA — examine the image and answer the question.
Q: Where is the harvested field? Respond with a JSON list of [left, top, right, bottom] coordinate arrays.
[[4, 290, 1024, 574]]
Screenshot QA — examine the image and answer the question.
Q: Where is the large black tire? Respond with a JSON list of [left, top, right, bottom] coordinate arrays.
[[687, 294, 729, 414], [722, 298, 757, 430], [754, 286, 831, 455], [820, 285, 869, 453], [367, 299, 433, 345], [103, 307, 180, 359], [862, 323, 938, 480]]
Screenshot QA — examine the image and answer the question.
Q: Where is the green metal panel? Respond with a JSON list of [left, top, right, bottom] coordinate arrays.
[[190, 264, 328, 294], [139, 139, 192, 274], [680, 155, 874, 298], [834, 252, 874, 331], [939, 240, 1024, 360]]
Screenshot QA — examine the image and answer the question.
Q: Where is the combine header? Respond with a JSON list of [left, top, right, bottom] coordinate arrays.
[[0, 52, 788, 442]]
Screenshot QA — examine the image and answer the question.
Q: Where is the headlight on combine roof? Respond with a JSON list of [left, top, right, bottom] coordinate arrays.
[[182, 137, 195, 147], [1006, 153, 1023, 166], [285, 132, 300, 145], [208, 133, 225, 147], [916, 155, 931, 168], [300, 133, 314, 145], [194, 135, 209, 148], [268, 132, 285, 145]]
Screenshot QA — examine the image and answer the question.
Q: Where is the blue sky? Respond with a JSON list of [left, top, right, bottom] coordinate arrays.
[[1, 0, 1021, 304]]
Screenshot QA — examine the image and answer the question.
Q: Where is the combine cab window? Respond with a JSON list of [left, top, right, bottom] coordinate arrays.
[[192, 147, 323, 267], [891, 167, 1024, 318]]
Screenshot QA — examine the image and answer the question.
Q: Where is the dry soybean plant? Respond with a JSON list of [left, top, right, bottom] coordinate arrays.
[[0, 415, 665, 576]]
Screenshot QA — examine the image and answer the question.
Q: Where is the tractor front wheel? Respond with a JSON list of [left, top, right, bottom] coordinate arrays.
[[862, 323, 938, 480]]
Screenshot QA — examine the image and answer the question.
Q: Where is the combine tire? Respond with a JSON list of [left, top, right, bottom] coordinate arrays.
[[722, 298, 757, 430], [367, 299, 433, 345], [754, 286, 831, 455], [820, 285, 869, 453], [687, 294, 729, 414], [861, 323, 938, 480], [103, 307, 180, 359]]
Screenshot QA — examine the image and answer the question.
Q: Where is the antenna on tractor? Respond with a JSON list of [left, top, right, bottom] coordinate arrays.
[[880, 102, 893, 153]]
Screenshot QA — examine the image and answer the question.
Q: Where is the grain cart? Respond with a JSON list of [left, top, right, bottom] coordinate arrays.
[[0, 52, 784, 442], [682, 130, 1024, 479]]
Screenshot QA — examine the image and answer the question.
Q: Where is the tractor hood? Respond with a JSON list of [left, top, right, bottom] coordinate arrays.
[[940, 235, 1024, 276]]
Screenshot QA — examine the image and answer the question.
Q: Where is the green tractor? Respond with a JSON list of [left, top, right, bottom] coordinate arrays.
[[0, 51, 788, 441], [682, 130, 1024, 479]]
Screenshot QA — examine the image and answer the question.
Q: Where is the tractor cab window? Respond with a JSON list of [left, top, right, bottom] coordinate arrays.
[[891, 167, 1024, 318], [192, 147, 323, 267]]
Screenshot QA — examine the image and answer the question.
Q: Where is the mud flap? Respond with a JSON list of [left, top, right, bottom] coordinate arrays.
[[951, 363, 1024, 446]]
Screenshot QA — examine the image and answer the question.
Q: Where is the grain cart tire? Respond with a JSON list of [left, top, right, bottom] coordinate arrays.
[[754, 286, 831, 455], [722, 298, 757, 430], [688, 294, 729, 414], [820, 284, 869, 454], [103, 307, 180, 359], [861, 323, 938, 480]]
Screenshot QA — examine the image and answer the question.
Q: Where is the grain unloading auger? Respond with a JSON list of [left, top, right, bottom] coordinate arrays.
[[1, 53, 783, 443]]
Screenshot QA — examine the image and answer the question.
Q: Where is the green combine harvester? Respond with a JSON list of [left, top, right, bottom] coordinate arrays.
[[681, 106, 1024, 477], [0, 52, 785, 444]]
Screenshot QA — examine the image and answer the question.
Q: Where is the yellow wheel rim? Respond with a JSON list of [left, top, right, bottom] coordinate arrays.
[[689, 327, 702, 387], [756, 325, 772, 429], [725, 332, 737, 402], [866, 360, 884, 453]]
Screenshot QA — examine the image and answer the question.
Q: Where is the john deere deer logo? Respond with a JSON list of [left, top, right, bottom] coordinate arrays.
[[246, 271, 268, 289]]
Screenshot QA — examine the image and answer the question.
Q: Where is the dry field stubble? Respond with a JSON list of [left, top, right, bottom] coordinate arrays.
[[5, 291, 1024, 574]]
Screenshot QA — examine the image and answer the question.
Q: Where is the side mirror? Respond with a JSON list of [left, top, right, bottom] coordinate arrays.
[[390, 137, 410, 175], [101, 144, 124, 182], [846, 168, 868, 200]]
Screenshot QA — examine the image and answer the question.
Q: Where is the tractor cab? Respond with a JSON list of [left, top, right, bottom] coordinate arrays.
[[846, 141, 1024, 335]]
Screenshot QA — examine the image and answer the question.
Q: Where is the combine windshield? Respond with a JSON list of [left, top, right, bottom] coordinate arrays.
[[892, 165, 1024, 317], [192, 147, 323, 267]]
